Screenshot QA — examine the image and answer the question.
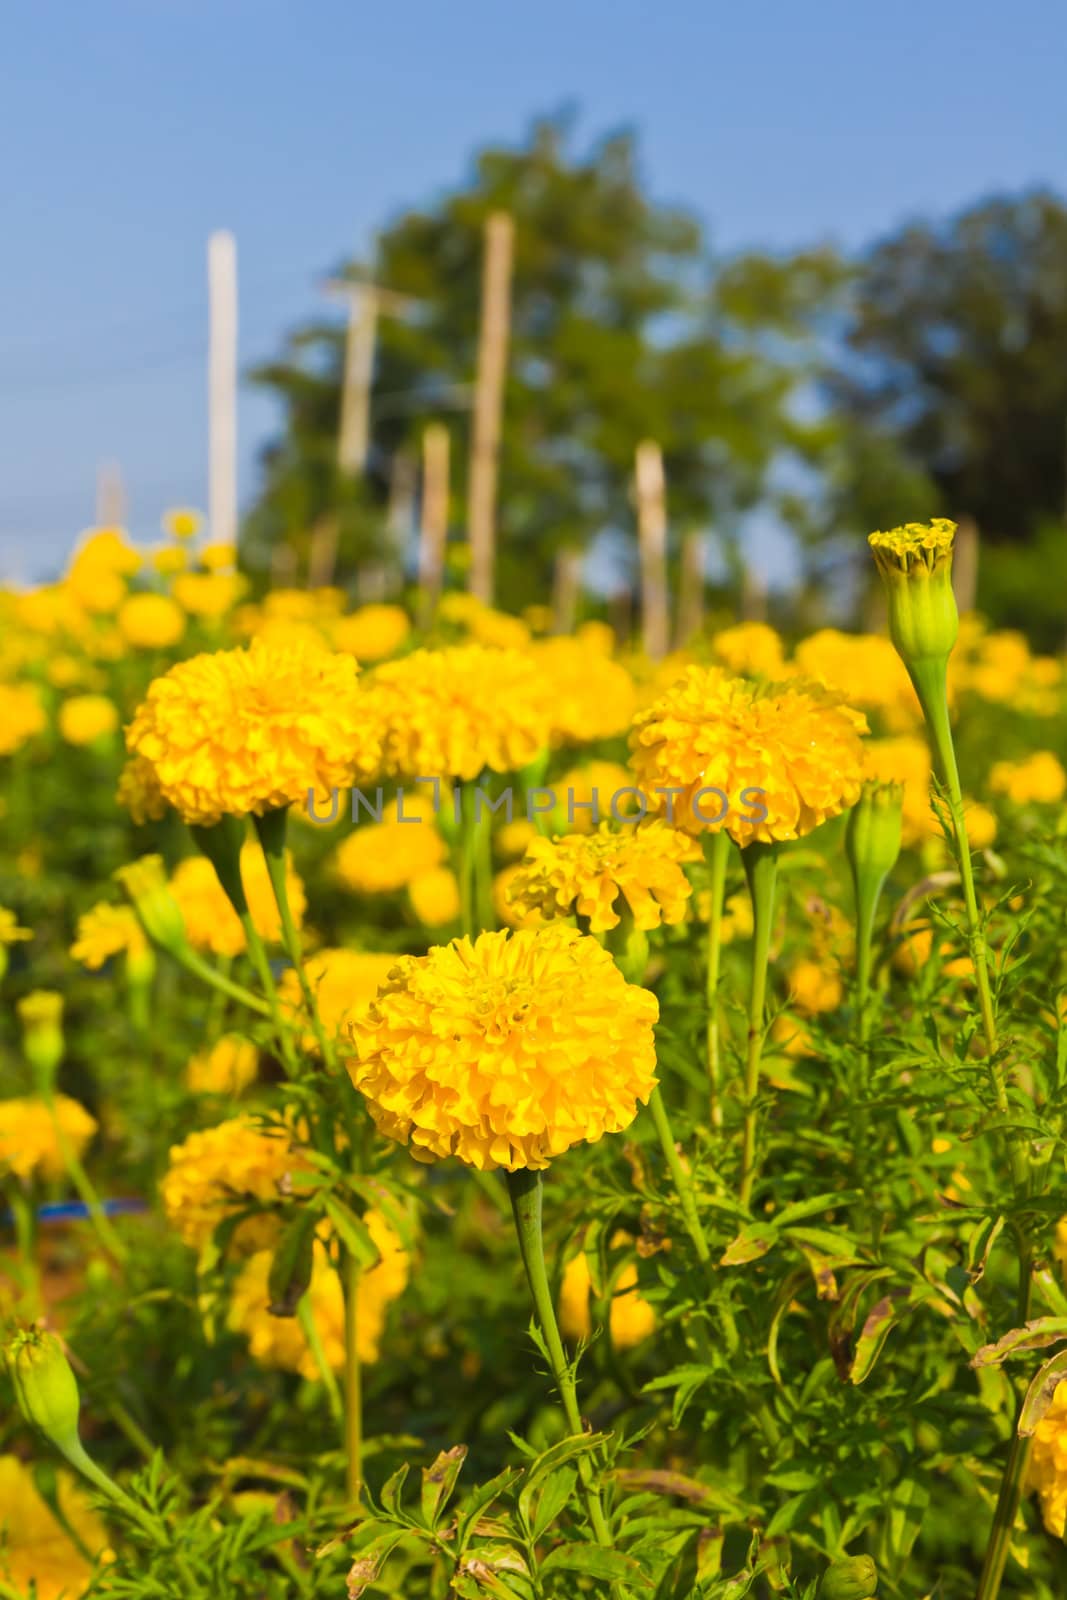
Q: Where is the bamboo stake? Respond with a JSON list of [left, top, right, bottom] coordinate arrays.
[[552, 547, 582, 634], [675, 530, 707, 646], [635, 440, 669, 660], [207, 230, 238, 546], [952, 515, 979, 614], [95, 461, 126, 527], [418, 424, 449, 629], [468, 212, 514, 605]]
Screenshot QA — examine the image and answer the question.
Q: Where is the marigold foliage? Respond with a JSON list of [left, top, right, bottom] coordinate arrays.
[[348, 925, 658, 1171]]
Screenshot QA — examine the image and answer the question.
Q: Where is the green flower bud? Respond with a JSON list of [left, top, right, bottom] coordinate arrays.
[[846, 781, 903, 898], [818, 1554, 878, 1599], [114, 854, 189, 957], [16, 990, 64, 1084], [5, 1327, 82, 1454], [868, 519, 958, 670]]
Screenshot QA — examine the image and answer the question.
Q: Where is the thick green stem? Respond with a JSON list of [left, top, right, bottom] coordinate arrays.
[[253, 808, 336, 1069], [506, 1168, 614, 1550], [298, 1292, 343, 1423], [646, 1087, 711, 1267], [738, 842, 778, 1210], [173, 946, 271, 1017], [702, 830, 730, 1128], [343, 1252, 364, 1505], [976, 1256, 1035, 1600]]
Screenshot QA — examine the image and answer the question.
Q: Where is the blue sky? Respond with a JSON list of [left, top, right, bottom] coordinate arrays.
[[3, 0, 1066, 580]]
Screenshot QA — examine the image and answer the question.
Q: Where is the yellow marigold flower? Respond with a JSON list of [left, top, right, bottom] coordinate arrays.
[[348, 925, 658, 1171], [408, 866, 461, 927], [630, 668, 868, 846], [161, 1115, 304, 1252], [163, 506, 203, 540], [150, 544, 188, 577], [66, 566, 126, 616], [495, 818, 539, 860], [1028, 1379, 1067, 1536], [0, 683, 46, 756], [229, 1212, 409, 1374], [169, 843, 306, 959], [331, 604, 411, 662], [506, 822, 694, 933], [117, 592, 186, 650], [990, 751, 1067, 806], [57, 693, 118, 747], [70, 903, 148, 970], [559, 1240, 656, 1351], [71, 527, 142, 575], [123, 637, 376, 826], [367, 646, 550, 781], [0, 1096, 97, 1182], [868, 519, 959, 668], [45, 653, 95, 690], [963, 800, 998, 850], [787, 959, 843, 1016], [769, 1012, 816, 1060], [794, 630, 920, 727], [186, 1034, 259, 1095], [0, 908, 32, 947], [172, 572, 247, 619], [892, 921, 973, 981], [116, 753, 166, 824], [439, 593, 532, 651], [555, 761, 641, 832], [278, 948, 398, 1048], [200, 540, 237, 572], [693, 888, 754, 942], [530, 637, 637, 744], [863, 735, 933, 845], [333, 795, 446, 894], [493, 864, 540, 929], [869, 517, 957, 570], [0, 1453, 109, 1600], [711, 621, 785, 679]]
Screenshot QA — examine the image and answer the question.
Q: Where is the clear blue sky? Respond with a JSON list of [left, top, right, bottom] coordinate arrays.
[[2, 0, 1065, 579]]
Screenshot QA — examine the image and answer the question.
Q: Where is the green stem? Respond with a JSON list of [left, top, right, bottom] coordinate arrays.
[[253, 808, 337, 1069], [173, 946, 271, 1017], [738, 842, 779, 1210], [506, 1167, 615, 1551], [43, 1090, 128, 1265], [646, 1087, 711, 1267], [976, 1256, 1035, 1600], [343, 1252, 364, 1505], [702, 830, 730, 1128], [298, 1291, 343, 1424]]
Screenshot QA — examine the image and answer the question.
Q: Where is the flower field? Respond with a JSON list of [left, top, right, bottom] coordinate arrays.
[[3, 517, 1067, 1599]]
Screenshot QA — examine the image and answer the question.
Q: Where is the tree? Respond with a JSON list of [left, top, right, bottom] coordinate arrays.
[[244, 117, 845, 607], [829, 191, 1067, 545]]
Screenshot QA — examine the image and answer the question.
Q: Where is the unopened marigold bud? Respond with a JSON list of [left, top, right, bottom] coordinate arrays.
[[16, 990, 64, 1082], [868, 518, 958, 670], [818, 1554, 878, 1599], [114, 855, 189, 956], [5, 1327, 82, 1454], [847, 781, 903, 895]]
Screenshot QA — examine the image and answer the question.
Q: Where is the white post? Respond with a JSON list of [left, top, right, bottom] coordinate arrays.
[[208, 230, 238, 545], [635, 440, 669, 660], [467, 212, 514, 605], [96, 460, 126, 527]]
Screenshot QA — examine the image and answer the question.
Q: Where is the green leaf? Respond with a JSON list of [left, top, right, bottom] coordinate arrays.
[[971, 1316, 1067, 1369], [321, 1196, 382, 1268], [720, 1223, 779, 1266], [849, 1288, 915, 1384], [529, 1467, 577, 1541], [1019, 1347, 1067, 1436], [455, 1468, 521, 1553], [379, 1461, 410, 1518], [266, 1209, 318, 1317], [518, 1431, 609, 1527], [540, 1542, 650, 1584], [420, 1445, 467, 1529], [772, 1191, 864, 1228]]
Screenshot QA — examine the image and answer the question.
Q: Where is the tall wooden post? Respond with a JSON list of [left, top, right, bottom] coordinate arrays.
[[740, 565, 767, 622], [384, 450, 417, 595], [207, 230, 238, 546], [635, 440, 669, 660], [467, 212, 514, 605], [418, 424, 450, 629], [952, 515, 980, 613], [338, 286, 379, 476], [552, 546, 582, 635], [675, 530, 706, 646], [96, 461, 126, 527]]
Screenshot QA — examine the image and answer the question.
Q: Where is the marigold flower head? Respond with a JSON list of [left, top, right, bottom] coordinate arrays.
[[348, 925, 658, 1171], [186, 1034, 259, 1095], [0, 908, 32, 947], [199, 540, 237, 572], [558, 1241, 656, 1351], [161, 1115, 304, 1252], [333, 796, 446, 894], [863, 736, 933, 845], [711, 621, 785, 679], [229, 1212, 409, 1374], [169, 842, 306, 959], [331, 604, 411, 662], [407, 866, 461, 927], [70, 902, 149, 970], [554, 761, 640, 832], [117, 592, 186, 650], [1028, 1378, 1067, 1536], [57, 693, 119, 747], [868, 519, 959, 668], [0, 683, 46, 756], [172, 572, 247, 619], [163, 506, 203, 540], [507, 822, 694, 933], [787, 958, 843, 1017], [530, 637, 637, 744], [0, 1453, 109, 1600], [278, 948, 398, 1049], [439, 593, 532, 651], [990, 751, 1067, 806], [0, 1096, 97, 1182], [629, 667, 868, 846], [367, 645, 550, 782], [123, 637, 377, 826], [793, 630, 920, 728]]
